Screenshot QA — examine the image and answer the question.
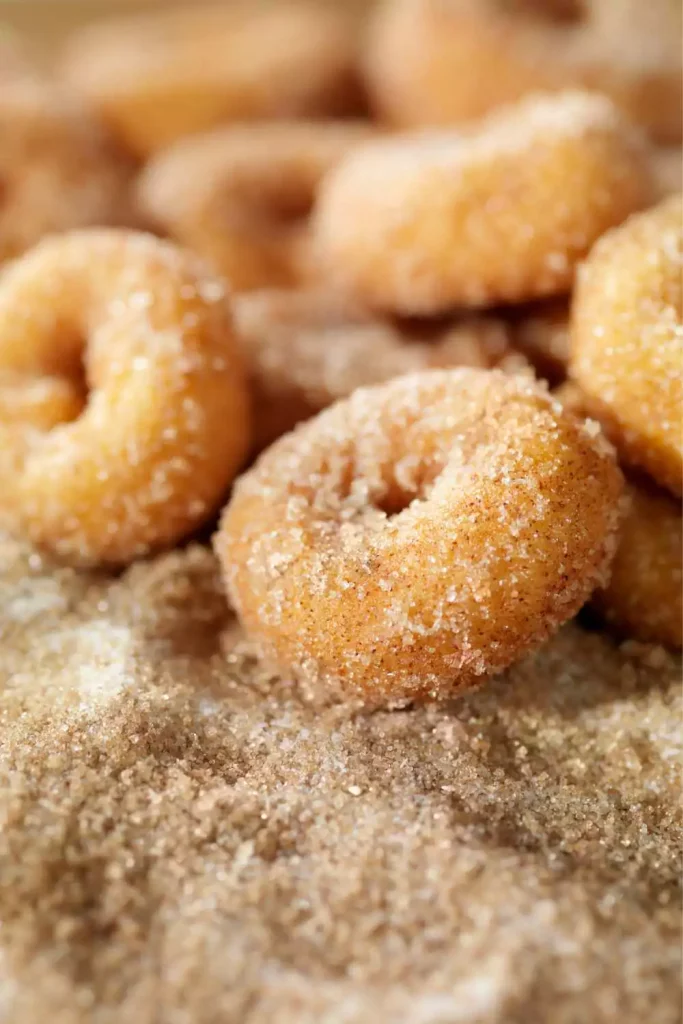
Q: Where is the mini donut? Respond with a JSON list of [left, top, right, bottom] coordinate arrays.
[[593, 480, 682, 648], [554, 383, 682, 648], [314, 91, 653, 314], [364, 0, 683, 143], [61, 2, 362, 157], [570, 195, 683, 496], [234, 288, 527, 450], [216, 368, 624, 703], [0, 230, 250, 566], [0, 81, 133, 264], [511, 299, 570, 384], [137, 121, 376, 293]]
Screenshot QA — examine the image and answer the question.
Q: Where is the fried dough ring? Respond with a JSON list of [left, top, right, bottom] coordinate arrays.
[[593, 480, 682, 648], [0, 81, 133, 264], [0, 230, 250, 566], [234, 288, 527, 449], [555, 383, 682, 648], [61, 2, 361, 157], [364, 0, 683, 142], [570, 195, 683, 496], [314, 91, 653, 314], [216, 368, 624, 703], [137, 121, 376, 292]]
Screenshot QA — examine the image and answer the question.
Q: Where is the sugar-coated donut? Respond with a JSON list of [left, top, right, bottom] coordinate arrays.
[[314, 91, 653, 314], [555, 382, 682, 648], [593, 479, 682, 649], [234, 288, 527, 450], [0, 230, 250, 566], [137, 121, 376, 292], [62, 2, 361, 156], [364, 0, 683, 143], [0, 81, 133, 264], [570, 195, 682, 496], [216, 369, 624, 703]]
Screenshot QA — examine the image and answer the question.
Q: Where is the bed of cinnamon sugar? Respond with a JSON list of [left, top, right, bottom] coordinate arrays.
[[0, 528, 680, 1023]]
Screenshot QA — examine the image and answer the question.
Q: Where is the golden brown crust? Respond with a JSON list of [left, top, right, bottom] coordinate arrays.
[[314, 91, 653, 314], [216, 368, 624, 704], [594, 480, 682, 648], [570, 195, 683, 496], [0, 230, 251, 566]]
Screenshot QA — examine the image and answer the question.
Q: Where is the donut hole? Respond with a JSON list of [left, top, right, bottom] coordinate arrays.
[[337, 446, 449, 521], [0, 371, 86, 432]]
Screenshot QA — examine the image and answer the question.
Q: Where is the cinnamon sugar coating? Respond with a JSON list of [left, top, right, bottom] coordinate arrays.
[[570, 195, 683, 495], [217, 369, 624, 703], [314, 91, 653, 314], [0, 230, 250, 566], [234, 288, 527, 450], [0, 531, 680, 1022]]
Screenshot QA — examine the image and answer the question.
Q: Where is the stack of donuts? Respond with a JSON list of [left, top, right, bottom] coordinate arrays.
[[0, 0, 680, 704]]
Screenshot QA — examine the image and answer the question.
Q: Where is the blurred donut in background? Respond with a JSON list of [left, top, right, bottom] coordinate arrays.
[[0, 80, 134, 264], [365, 0, 683, 142], [137, 120, 376, 292], [233, 287, 527, 450], [61, 1, 363, 156], [314, 91, 653, 314]]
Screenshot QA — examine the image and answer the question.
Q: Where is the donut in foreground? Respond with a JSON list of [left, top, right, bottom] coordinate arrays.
[[570, 195, 683, 496], [0, 230, 250, 566], [314, 91, 652, 314], [216, 369, 624, 704]]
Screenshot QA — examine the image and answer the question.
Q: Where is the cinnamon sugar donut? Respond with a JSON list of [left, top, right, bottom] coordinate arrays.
[[365, 0, 683, 143], [0, 230, 250, 566], [0, 81, 133, 264], [593, 480, 682, 649], [234, 288, 527, 449], [315, 91, 653, 314], [62, 2, 361, 157], [570, 195, 683, 495], [555, 382, 682, 647], [137, 121, 376, 292], [216, 369, 624, 703]]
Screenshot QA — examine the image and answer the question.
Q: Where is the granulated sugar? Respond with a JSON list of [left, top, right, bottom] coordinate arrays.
[[0, 531, 680, 1023]]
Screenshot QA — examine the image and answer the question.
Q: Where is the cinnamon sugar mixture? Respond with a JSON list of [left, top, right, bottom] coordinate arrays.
[[0, 530, 680, 1023]]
